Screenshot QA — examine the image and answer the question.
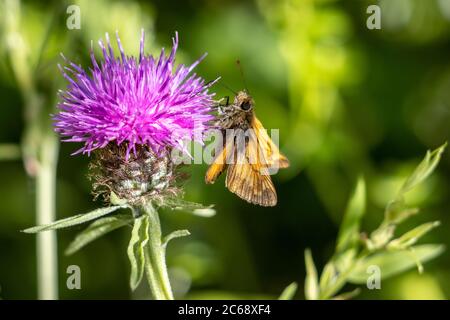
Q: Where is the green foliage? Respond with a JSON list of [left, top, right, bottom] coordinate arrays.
[[384, 143, 447, 226], [127, 215, 150, 291], [65, 215, 132, 255], [348, 244, 445, 284], [278, 282, 298, 300], [22, 206, 126, 233], [336, 177, 366, 254], [162, 230, 191, 248], [387, 222, 441, 250], [304, 144, 446, 300], [23, 188, 214, 298], [304, 249, 319, 300], [162, 197, 216, 217], [398, 143, 447, 195]]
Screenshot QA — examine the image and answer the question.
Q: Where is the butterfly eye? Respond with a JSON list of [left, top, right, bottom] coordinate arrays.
[[240, 101, 252, 111]]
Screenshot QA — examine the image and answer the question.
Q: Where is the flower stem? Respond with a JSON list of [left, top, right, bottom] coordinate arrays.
[[36, 132, 59, 300], [142, 203, 174, 300]]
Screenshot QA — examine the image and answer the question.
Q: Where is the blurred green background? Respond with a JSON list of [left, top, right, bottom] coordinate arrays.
[[0, 0, 449, 299]]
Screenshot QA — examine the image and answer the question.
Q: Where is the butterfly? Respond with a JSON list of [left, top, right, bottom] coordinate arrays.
[[205, 90, 289, 206]]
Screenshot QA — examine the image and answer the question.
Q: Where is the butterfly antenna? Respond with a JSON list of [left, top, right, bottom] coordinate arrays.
[[219, 82, 238, 95], [236, 59, 249, 93]]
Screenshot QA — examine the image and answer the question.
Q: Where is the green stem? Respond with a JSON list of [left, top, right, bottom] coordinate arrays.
[[36, 132, 59, 300], [320, 249, 370, 300], [4, 0, 60, 300], [142, 203, 174, 300]]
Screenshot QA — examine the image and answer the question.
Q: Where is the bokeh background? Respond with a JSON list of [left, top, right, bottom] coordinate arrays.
[[0, 0, 449, 299]]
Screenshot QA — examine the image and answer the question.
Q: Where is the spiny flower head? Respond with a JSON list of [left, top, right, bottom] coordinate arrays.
[[88, 144, 184, 205], [54, 30, 217, 158]]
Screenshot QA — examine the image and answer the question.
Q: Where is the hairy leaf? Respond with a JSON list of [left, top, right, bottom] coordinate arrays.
[[162, 229, 190, 248], [65, 215, 132, 255], [163, 197, 216, 217], [127, 215, 150, 291], [23, 206, 126, 233]]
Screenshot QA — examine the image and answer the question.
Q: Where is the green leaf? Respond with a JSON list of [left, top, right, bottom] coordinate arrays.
[[384, 202, 418, 225], [191, 207, 216, 217], [304, 249, 319, 300], [348, 244, 445, 284], [333, 248, 357, 273], [336, 177, 366, 253], [385, 143, 446, 224], [162, 229, 190, 248], [387, 221, 440, 250], [22, 206, 126, 233], [65, 215, 132, 255], [110, 191, 128, 206], [278, 282, 298, 300], [127, 215, 150, 291], [399, 143, 446, 195], [163, 197, 216, 217], [319, 262, 337, 293], [368, 224, 395, 251]]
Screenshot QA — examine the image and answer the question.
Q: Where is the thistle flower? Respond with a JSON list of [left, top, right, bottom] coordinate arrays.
[[54, 31, 217, 205], [54, 30, 216, 158]]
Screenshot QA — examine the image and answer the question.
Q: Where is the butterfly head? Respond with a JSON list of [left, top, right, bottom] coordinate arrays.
[[234, 90, 254, 112]]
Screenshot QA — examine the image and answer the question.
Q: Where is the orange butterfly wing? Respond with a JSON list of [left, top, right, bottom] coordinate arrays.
[[205, 115, 289, 207], [225, 130, 278, 206], [205, 133, 234, 184], [251, 117, 290, 170]]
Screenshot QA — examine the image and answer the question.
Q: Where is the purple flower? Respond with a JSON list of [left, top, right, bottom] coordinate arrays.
[[54, 30, 217, 158]]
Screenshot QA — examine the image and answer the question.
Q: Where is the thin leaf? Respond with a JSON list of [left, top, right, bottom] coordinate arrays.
[[385, 144, 446, 224], [162, 229, 190, 248], [304, 249, 319, 300], [399, 143, 446, 195], [278, 282, 298, 300], [23, 206, 126, 233], [336, 177, 366, 253], [127, 215, 150, 291], [319, 262, 337, 292], [387, 221, 440, 250], [163, 197, 216, 217], [384, 202, 418, 225], [65, 215, 132, 255], [348, 244, 444, 284]]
